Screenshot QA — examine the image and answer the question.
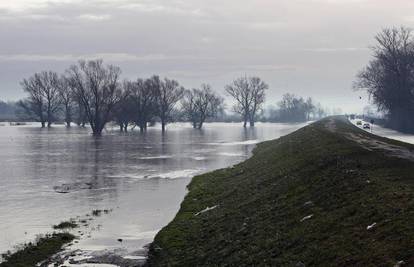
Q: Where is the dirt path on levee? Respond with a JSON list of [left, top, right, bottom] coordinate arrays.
[[325, 118, 414, 161]]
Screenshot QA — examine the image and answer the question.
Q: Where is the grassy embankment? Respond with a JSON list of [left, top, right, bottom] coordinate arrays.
[[0, 233, 75, 267], [147, 117, 414, 266]]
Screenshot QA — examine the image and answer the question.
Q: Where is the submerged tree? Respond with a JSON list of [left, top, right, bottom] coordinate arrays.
[[19, 71, 60, 127], [19, 78, 45, 127], [225, 76, 268, 127], [248, 77, 268, 126], [130, 77, 158, 132], [113, 85, 133, 132], [67, 60, 123, 136], [73, 93, 88, 127], [225, 77, 251, 127], [155, 77, 184, 132], [182, 84, 224, 129], [39, 72, 61, 127], [354, 26, 414, 132], [57, 76, 75, 127]]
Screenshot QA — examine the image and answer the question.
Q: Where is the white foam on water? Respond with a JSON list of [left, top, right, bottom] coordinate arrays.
[[204, 139, 260, 146], [123, 255, 146, 260], [192, 156, 207, 161], [107, 169, 202, 180], [217, 152, 245, 157], [138, 155, 173, 160], [152, 169, 203, 179]]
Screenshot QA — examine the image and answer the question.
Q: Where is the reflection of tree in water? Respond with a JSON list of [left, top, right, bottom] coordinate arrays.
[[242, 127, 258, 156], [85, 136, 118, 202]]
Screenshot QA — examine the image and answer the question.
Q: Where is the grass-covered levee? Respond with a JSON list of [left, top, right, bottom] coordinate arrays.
[[147, 117, 414, 266]]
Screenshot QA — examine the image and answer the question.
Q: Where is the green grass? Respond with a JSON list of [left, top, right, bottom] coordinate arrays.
[[0, 233, 75, 267], [147, 117, 414, 266]]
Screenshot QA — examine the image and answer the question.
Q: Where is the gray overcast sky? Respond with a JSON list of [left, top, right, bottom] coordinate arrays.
[[1, 0, 414, 113]]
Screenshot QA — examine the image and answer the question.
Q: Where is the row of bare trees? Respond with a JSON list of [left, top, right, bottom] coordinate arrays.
[[18, 60, 226, 135], [113, 76, 186, 133], [19, 60, 123, 135], [19, 59, 325, 134]]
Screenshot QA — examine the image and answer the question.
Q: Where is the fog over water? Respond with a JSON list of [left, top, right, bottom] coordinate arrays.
[[0, 122, 307, 260]]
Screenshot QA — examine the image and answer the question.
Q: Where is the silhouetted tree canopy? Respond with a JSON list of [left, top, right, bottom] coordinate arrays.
[[355, 26, 414, 132]]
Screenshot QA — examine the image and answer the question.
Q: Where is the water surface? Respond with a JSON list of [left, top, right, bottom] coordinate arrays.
[[0, 122, 306, 262]]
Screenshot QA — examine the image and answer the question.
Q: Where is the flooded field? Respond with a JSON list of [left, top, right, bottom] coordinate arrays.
[[0, 122, 306, 264]]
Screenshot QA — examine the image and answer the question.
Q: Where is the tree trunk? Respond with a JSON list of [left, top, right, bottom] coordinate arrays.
[[47, 105, 52, 128], [161, 121, 166, 132], [93, 128, 103, 136], [249, 114, 255, 127], [243, 114, 248, 128], [139, 121, 146, 132], [66, 110, 71, 127], [249, 109, 256, 127]]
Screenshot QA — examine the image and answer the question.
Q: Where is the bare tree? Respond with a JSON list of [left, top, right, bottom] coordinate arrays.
[[129, 77, 158, 132], [181, 89, 198, 128], [182, 84, 223, 129], [155, 77, 184, 132], [57, 76, 75, 127], [19, 71, 60, 127], [67, 59, 123, 136], [18, 77, 46, 127], [73, 93, 88, 127], [113, 84, 133, 132], [226, 76, 268, 127], [248, 77, 268, 127], [39, 71, 61, 127], [225, 77, 251, 127]]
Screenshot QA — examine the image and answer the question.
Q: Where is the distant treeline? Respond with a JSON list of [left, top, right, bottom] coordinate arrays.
[[9, 60, 328, 134], [355, 26, 414, 133]]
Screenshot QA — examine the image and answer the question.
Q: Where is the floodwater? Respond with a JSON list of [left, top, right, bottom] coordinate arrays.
[[0, 122, 306, 265]]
